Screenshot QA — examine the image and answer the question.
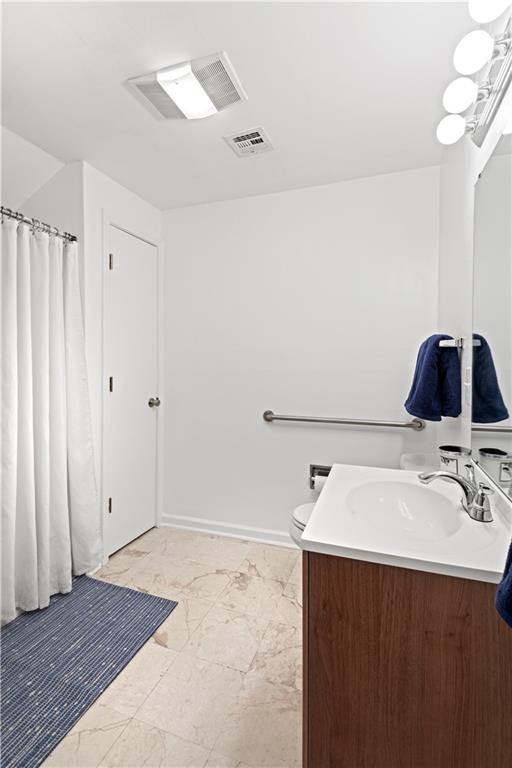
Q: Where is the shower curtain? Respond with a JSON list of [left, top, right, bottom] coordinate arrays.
[[1, 218, 102, 625]]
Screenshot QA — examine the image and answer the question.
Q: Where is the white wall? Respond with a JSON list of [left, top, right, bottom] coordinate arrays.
[[1, 127, 64, 209], [163, 167, 441, 542]]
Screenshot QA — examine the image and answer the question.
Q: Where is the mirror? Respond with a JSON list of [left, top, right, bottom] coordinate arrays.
[[472, 133, 512, 491]]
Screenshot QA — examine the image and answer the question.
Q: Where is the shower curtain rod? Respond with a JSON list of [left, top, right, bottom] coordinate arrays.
[[1, 206, 77, 243]]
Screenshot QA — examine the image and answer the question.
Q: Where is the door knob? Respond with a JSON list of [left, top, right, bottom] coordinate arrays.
[[148, 397, 161, 408]]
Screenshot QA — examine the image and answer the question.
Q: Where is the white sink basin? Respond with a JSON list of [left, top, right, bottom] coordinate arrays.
[[346, 481, 463, 541], [300, 464, 509, 583]]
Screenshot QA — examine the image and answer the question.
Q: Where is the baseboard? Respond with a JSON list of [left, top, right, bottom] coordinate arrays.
[[159, 513, 296, 549]]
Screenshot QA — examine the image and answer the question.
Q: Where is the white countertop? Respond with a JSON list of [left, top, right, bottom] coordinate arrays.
[[300, 463, 511, 583]]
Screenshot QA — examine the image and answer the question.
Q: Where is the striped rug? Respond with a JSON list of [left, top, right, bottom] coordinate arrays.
[[1, 576, 177, 768]]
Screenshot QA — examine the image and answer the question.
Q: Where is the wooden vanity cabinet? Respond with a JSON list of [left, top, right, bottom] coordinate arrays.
[[303, 551, 512, 768]]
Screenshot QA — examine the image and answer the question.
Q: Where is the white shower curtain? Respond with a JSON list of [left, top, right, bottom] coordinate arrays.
[[1, 218, 102, 625]]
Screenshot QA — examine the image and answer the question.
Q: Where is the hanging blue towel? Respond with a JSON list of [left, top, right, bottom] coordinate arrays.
[[404, 334, 461, 422], [472, 334, 509, 423], [496, 540, 512, 629]]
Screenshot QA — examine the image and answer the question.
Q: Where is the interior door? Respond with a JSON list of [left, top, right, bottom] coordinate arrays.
[[103, 225, 159, 555]]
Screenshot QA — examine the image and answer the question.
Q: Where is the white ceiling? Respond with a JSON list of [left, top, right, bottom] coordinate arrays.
[[2, 2, 473, 210]]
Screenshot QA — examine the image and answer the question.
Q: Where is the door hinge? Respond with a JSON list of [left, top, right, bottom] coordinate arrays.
[[108, 497, 112, 514], [109, 376, 113, 392], [109, 252, 114, 270]]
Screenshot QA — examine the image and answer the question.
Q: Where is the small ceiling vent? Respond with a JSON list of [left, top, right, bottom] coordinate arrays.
[[128, 52, 247, 120], [223, 127, 274, 158]]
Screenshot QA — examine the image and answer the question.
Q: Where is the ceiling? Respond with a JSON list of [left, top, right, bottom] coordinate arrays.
[[2, 2, 473, 210]]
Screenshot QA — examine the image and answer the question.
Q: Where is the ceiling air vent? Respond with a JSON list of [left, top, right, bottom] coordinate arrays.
[[128, 52, 247, 120], [223, 127, 274, 158]]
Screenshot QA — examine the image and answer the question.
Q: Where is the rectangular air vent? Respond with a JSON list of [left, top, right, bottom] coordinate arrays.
[[128, 52, 247, 120], [223, 127, 274, 158]]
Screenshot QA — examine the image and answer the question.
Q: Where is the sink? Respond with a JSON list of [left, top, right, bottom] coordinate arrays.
[[300, 463, 507, 582], [346, 481, 463, 541]]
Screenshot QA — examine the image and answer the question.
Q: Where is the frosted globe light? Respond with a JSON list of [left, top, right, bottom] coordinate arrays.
[[442, 77, 479, 113], [469, 0, 511, 24], [436, 114, 467, 145], [453, 30, 495, 75]]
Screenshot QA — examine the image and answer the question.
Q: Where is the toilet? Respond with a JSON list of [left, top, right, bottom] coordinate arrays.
[[289, 502, 315, 546]]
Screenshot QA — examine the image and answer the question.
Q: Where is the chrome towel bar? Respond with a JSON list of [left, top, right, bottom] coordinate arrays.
[[472, 425, 512, 433], [263, 410, 425, 431], [439, 337, 481, 348]]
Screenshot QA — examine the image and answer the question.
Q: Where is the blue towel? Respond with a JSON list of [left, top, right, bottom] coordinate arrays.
[[496, 540, 512, 628], [472, 334, 509, 423], [404, 334, 461, 422]]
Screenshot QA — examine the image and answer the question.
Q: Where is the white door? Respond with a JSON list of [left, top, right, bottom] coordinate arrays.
[[103, 225, 159, 555]]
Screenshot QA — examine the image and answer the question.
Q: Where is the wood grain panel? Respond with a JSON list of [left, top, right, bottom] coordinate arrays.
[[304, 553, 512, 768]]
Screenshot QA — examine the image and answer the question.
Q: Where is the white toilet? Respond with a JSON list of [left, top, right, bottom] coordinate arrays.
[[289, 502, 315, 546]]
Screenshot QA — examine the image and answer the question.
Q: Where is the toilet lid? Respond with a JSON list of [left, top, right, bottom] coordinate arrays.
[[292, 503, 315, 531]]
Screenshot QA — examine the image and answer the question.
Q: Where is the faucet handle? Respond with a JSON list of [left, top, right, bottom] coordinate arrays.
[[465, 463, 476, 485], [470, 483, 494, 523]]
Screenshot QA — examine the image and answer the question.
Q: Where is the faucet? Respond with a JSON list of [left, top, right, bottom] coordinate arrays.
[[418, 470, 494, 522]]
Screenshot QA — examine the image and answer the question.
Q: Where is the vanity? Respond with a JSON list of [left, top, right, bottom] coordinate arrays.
[[301, 464, 512, 768]]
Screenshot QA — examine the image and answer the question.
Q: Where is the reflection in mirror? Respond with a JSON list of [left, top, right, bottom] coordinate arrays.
[[472, 133, 512, 491]]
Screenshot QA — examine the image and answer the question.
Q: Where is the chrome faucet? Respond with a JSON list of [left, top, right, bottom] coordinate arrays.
[[418, 470, 494, 522]]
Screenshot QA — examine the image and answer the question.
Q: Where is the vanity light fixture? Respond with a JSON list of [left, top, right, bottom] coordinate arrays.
[[442, 77, 480, 113], [436, 114, 472, 145], [436, 2, 512, 146], [469, 0, 512, 24], [454, 30, 496, 75]]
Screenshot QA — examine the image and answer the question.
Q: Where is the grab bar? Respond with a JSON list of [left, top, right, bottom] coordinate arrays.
[[472, 425, 512, 433], [263, 410, 425, 431]]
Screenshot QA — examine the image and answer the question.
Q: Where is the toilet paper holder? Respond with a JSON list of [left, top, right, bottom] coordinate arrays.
[[310, 464, 332, 490]]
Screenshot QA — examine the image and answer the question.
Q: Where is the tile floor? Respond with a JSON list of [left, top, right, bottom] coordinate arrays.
[[42, 528, 303, 768]]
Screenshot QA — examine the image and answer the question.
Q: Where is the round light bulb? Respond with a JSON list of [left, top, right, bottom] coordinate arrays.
[[469, 0, 511, 24], [436, 114, 467, 145], [442, 77, 479, 113], [453, 30, 495, 75]]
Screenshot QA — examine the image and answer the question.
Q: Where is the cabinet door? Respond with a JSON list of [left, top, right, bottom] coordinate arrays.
[[304, 552, 512, 768]]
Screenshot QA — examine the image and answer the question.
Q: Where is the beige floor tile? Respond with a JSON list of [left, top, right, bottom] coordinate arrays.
[[153, 596, 213, 652], [94, 538, 157, 585], [96, 639, 177, 717], [249, 622, 302, 691], [139, 529, 252, 571], [42, 704, 130, 767], [286, 557, 302, 588], [44, 530, 302, 768], [217, 572, 284, 620], [239, 544, 298, 584], [124, 556, 234, 602], [205, 752, 253, 767], [100, 718, 209, 767], [213, 674, 302, 768], [181, 607, 269, 672], [275, 581, 303, 630], [137, 658, 243, 750]]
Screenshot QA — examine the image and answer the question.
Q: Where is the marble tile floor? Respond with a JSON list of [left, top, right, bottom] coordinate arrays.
[[42, 528, 303, 768]]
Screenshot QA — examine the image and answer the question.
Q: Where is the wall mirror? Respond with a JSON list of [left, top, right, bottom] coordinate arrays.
[[472, 132, 512, 494]]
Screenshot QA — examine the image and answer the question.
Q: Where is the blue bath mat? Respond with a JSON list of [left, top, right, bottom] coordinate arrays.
[[1, 576, 177, 768]]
